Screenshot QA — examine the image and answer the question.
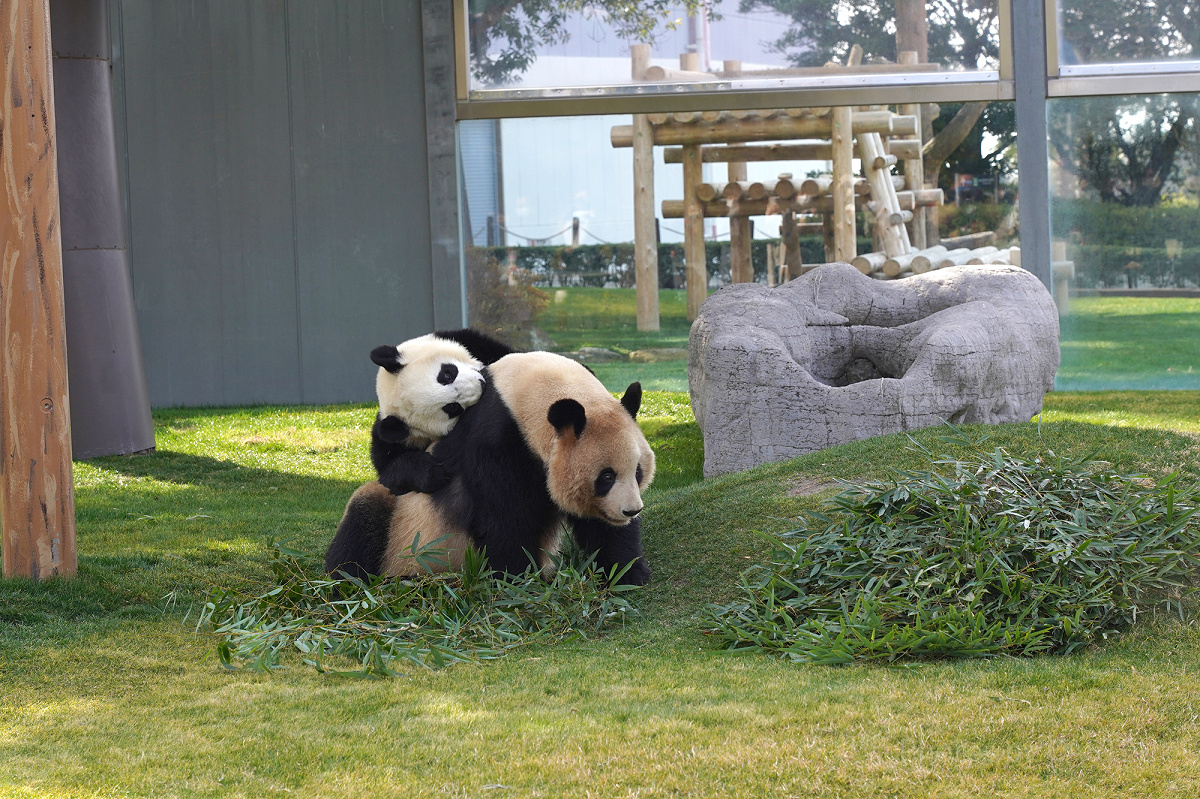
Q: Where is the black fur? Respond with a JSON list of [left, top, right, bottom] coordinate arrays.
[[324, 487, 394, 579], [334, 375, 650, 586], [570, 514, 650, 585], [547, 398, 587, 438], [434, 328, 518, 365], [370, 345, 403, 373], [620, 382, 642, 418], [370, 414, 450, 495]]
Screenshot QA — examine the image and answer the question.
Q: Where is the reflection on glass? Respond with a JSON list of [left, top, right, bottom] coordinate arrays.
[[458, 102, 1014, 393], [1058, 0, 1199, 67], [1050, 93, 1200, 390], [465, 0, 999, 96]]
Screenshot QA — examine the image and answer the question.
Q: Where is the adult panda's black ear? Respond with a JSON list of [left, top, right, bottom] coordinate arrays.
[[548, 398, 587, 438], [620, 382, 642, 419], [370, 345, 403, 373]]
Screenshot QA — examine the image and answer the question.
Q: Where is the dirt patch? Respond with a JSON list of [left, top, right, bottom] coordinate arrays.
[[787, 476, 842, 497]]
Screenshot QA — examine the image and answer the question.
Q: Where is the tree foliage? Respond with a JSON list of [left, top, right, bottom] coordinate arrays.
[[738, 0, 998, 69], [468, 0, 711, 84]]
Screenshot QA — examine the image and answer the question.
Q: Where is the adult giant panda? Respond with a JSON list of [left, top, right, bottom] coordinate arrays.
[[325, 351, 654, 585]]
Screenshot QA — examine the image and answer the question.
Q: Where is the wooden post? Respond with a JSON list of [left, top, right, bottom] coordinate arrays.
[[630, 44, 660, 331], [781, 212, 802, 280], [2, 0, 77, 579], [682, 143, 706, 319], [831, 106, 857, 261], [898, 51, 927, 249]]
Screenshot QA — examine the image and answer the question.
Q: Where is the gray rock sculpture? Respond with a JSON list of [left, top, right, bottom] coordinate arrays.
[[688, 262, 1060, 476]]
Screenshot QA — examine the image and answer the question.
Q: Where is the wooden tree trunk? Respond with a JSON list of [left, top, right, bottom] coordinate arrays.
[[1, 0, 78, 579], [831, 106, 857, 262]]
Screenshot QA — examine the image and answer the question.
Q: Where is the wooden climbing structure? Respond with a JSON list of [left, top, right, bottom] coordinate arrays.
[[611, 44, 1014, 326]]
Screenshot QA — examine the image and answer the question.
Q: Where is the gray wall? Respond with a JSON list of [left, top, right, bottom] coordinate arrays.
[[110, 0, 453, 406]]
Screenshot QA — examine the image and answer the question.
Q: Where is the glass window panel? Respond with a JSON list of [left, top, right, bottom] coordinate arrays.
[[465, 0, 1000, 98], [1049, 92, 1200, 390], [1057, 0, 1200, 68], [458, 101, 1014, 393]]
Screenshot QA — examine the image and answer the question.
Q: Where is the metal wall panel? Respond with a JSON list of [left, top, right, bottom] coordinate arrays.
[[286, 0, 434, 404], [117, 0, 300, 406], [110, 0, 437, 407]]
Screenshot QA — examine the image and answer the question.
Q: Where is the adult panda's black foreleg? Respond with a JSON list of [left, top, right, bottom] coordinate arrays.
[[570, 515, 650, 586]]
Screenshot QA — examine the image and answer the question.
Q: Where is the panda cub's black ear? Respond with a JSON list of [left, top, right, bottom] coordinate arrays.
[[620, 382, 642, 419], [548, 398, 587, 438], [370, 345, 403, 374]]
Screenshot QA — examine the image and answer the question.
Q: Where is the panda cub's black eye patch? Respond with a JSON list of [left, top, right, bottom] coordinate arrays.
[[594, 468, 617, 497], [437, 364, 459, 385]]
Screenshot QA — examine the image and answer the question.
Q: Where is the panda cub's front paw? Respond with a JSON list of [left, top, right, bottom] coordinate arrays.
[[414, 460, 452, 494]]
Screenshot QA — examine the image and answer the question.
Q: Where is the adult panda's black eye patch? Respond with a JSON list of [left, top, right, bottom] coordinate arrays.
[[442, 402, 464, 418], [594, 468, 617, 497], [437, 364, 459, 385], [636, 464, 644, 485]]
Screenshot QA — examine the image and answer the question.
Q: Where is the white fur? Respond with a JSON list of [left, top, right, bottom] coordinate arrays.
[[376, 334, 485, 445]]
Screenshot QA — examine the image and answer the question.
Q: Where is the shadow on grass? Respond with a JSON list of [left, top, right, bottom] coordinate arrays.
[[2, 451, 365, 642]]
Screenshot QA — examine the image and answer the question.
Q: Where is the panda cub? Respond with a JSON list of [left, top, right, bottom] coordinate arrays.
[[368, 329, 513, 496]]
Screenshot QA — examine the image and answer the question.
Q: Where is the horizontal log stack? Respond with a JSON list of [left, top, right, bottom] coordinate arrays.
[[613, 50, 958, 318]]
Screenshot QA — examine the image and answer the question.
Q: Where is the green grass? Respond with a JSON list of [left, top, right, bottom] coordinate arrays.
[[5, 394, 1200, 796], [1057, 296, 1200, 390]]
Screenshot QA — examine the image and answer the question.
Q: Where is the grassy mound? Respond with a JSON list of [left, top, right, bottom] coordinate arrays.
[[704, 430, 1200, 663]]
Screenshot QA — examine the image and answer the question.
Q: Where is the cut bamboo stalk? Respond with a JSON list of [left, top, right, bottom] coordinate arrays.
[[801, 175, 833, 195], [851, 252, 888, 274], [914, 247, 968, 271], [641, 65, 716, 82], [775, 173, 797, 199], [895, 245, 948, 274], [935, 248, 987, 269], [964, 246, 1001, 264], [887, 138, 921, 160]]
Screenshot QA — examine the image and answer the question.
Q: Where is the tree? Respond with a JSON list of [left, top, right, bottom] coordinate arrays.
[[1049, 95, 1197, 206], [1052, 1, 1199, 206], [468, 0, 710, 84], [739, 0, 1004, 187]]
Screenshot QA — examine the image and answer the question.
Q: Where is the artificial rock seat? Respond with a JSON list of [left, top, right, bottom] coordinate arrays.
[[688, 262, 1060, 476]]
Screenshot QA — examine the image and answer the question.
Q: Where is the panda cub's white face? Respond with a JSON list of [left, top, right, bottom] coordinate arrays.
[[374, 334, 486, 446]]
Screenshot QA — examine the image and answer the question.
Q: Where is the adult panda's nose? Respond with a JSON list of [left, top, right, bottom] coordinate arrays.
[[623, 506, 642, 518]]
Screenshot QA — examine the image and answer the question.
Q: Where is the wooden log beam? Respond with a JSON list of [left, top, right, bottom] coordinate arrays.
[[611, 111, 915, 148], [887, 138, 921, 160], [2, 0, 77, 579], [663, 142, 835, 163], [662, 195, 869, 218]]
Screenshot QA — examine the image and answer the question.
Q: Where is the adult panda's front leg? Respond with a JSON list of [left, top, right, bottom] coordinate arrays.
[[570, 515, 650, 586]]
